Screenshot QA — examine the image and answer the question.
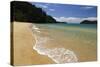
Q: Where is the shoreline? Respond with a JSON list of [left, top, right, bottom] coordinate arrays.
[[13, 22, 55, 66], [31, 23, 78, 63], [12, 21, 97, 65]]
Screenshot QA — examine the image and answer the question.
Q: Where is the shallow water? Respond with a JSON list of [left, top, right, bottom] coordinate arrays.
[[31, 23, 97, 63]]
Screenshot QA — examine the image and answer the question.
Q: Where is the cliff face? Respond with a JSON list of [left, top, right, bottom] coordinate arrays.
[[11, 1, 57, 23], [80, 20, 97, 24]]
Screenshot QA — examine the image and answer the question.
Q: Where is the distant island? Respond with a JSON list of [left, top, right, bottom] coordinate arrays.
[[80, 20, 97, 24], [11, 1, 67, 24]]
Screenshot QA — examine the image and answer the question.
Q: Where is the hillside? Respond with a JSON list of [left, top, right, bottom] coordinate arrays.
[[80, 20, 97, 24], [11, 1, 57, 23]]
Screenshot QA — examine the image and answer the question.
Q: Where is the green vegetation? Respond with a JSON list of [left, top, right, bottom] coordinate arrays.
[[80, 20, 97, 24], [11, 1, 59, 23]]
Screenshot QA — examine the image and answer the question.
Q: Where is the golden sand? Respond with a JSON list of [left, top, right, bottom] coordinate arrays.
[[12, 22, 97, 66], [12, 22, 55, 66]]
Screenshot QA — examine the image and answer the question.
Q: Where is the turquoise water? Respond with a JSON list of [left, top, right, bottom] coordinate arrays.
[[31, 23, 97, 63]]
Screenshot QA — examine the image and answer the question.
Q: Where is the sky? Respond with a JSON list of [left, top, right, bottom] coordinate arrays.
[[31, 2, 97, 24]]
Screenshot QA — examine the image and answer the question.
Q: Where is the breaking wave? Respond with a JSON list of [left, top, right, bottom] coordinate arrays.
[[30, 24, 78, 63]]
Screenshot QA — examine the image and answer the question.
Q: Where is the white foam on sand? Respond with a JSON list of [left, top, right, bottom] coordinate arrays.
[[31, 24, 78, 63]]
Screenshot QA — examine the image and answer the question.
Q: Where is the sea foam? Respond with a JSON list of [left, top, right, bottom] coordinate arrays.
[[31, 24, 78, 63]]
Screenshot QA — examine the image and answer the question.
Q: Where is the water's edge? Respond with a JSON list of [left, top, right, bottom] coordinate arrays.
[[30, 24, 78, 63]]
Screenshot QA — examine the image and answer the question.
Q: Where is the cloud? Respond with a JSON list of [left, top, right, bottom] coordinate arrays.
[[35, 4, 48, 9], [35, 4, 55, 12], [83, 17, 97, 21], [53, 17, 97, 23], [53, 17, 82, 23], [49, 9, 55, 11], [81, 6, 94, 9]]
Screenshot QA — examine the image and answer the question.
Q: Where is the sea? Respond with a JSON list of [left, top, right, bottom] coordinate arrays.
[[30, 23, 97, 63]]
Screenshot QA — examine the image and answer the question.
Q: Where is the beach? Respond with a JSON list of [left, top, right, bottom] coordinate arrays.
[[11, 1, 97, 66], [12, 22, 97, 65], [12, 22, 55, 66], [31, 23, 97, 63]]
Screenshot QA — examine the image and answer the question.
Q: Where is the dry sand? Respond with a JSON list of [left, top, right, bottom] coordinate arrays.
[[11, 21, 97, 66], [12, 22, 55, 66]]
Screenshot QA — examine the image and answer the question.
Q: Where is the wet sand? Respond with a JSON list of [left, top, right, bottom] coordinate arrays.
[[12, 22, 97, 66], [12, 22, 55, 66]]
